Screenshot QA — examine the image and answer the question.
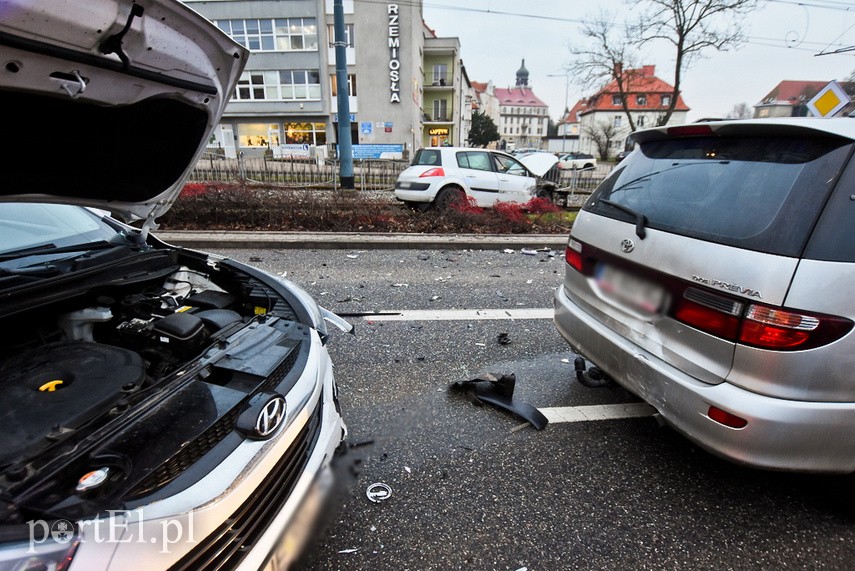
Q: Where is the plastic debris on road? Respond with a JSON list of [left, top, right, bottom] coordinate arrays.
[[366, 482, 393, 503], [449, 373, 549, 430]]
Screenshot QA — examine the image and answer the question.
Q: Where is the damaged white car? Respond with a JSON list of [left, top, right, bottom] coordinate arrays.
[[0, 1, 348, 569]]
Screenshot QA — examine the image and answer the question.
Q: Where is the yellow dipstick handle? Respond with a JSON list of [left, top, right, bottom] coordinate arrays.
[[39, 380, 64, 392]]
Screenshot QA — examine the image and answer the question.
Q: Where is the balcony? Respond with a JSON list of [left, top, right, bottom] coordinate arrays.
[[423, 113, 452, 124], [424, 74, 452, 89]]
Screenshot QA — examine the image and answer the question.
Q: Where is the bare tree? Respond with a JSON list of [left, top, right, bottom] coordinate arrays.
[[631, 0, 759, 126], [584, 120, 619, 161], [569, 12, 641, 132], [726, 102, 753, 119]]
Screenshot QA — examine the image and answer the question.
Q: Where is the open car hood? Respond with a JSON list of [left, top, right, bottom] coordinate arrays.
[[0, 0, 248, 225], [518, 152, 559, 177]]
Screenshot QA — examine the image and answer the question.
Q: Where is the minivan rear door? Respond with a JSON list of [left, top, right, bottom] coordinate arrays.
[[567, 121, 854, 385]]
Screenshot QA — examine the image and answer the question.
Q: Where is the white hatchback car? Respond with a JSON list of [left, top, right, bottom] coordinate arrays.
[[394, 147, 558, 209], [0, 1, 348, 569]]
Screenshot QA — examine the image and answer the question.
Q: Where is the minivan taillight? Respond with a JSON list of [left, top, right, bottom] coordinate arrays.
[[739, 305, 852, 350], [565, 238, 583, 272], [419, 167, 445, 177], [674, 289, 853, 351]]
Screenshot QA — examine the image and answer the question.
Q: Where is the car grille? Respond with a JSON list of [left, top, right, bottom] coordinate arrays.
[[129, 342, 302, 498], [168, 398, 323, 571]]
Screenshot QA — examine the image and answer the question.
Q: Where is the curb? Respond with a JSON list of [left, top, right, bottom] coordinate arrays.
[[154, 231, 569, 251]]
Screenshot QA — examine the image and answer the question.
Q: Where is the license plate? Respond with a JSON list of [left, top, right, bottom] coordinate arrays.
[[594, 263, 666, 315]]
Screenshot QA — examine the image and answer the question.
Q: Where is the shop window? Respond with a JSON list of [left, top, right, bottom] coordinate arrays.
[[284, 122, 327, 145]]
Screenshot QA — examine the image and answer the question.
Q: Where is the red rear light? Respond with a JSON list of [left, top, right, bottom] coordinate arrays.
[[419, 167, 445, 178], [675, 298, 741, 340], [708, 406, 747, 428], [738, 304, 852, 350], [666, 124, 714, 136], [673, 287, 853, 351], [565, 238, 583, 272]]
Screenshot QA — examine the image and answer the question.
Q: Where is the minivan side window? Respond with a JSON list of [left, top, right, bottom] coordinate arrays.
[[587, 135, 852, 256]]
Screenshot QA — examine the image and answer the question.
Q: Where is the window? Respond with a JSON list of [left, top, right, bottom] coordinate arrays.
[[284, 122, 326, 145], [432, 64, 448, 86], [327, 23, 354, 47], [457, 151, 492, 171], [432, 99, 448, 121], [612, 95, 623, 106], [239, 123, 280, 147], [235, 69, 321, 101], [662, 95, 672, 107], [330, 74, 357, 97], [637, 94, 647, 106], [637, 115, 646, 127], [216, 18, 318, 52], [614, 116, 622, 128]]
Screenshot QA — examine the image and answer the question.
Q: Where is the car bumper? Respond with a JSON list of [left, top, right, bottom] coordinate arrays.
[[65, 334, 345, 570], [394, 185, 436, 203], [554, 285, 855, 474]]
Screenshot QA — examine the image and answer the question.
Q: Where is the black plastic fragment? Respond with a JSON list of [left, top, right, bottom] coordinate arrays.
[[449, 373, 548, 430]]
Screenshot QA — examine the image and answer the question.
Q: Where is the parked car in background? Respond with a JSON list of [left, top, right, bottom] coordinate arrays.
[[0, 1, 348, 569], [557, 152, 597, 170], [554, 118, 855, 473], [394, 147, 558, 209]]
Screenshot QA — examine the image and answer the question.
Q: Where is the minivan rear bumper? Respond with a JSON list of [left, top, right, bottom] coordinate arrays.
[[554, 285, 855, 474]]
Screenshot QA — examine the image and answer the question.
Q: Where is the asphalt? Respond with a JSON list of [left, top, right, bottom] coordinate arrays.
[[154, 230, 569, 251]]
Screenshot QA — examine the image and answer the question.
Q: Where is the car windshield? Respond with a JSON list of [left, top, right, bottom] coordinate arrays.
[[0, 204, 122, 267], [587, 135, 853, 256]]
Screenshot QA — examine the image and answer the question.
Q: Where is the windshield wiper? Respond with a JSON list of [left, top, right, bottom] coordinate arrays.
[[0, 264, 61, 277], [599, 199, 648, 239], [0, 240, 117, 262]]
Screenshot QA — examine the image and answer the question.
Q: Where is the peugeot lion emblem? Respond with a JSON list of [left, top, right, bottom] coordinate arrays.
[[620, 239, 635, 253], [256, 396, 287, 438]]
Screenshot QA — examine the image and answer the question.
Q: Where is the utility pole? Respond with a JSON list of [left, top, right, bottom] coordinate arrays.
[[548, 72, 571, 153], [333, 0, 354, 189]]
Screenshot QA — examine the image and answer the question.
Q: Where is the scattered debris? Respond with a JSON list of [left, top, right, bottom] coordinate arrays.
[[560, 358, 571, 364], [249, 256, 263, 262], [338, 548, 359, 554], [521, 248, 537, 256], [430, 295, 441, 301], [346, 253, 360, 259], [449, 373, 548, 430], [350, 439, 375, 449], [496, 290, 509, 301], [366, 482, 393, 503], [503, 249, 515, 254], [418, 253, 431, 261], [475, 342, 486, 347], [497, 332, 512, 345], [278, 271, 288, 278], [391, 283, 409, 288], [526, 279, 533, 284], [404, 466, 412, 474]]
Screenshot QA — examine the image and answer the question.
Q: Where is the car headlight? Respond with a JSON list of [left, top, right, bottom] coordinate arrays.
[[0, 525, 80, 571]]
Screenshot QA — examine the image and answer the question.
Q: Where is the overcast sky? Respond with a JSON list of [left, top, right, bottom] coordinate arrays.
[[421, 0, 855, 122]]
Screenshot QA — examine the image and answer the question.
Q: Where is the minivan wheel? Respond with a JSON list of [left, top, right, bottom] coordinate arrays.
[[435, 186, 465, 210]]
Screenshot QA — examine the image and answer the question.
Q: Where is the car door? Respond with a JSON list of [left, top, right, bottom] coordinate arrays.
[[455, 151, 500, 207], [492, 153, 537, 204]]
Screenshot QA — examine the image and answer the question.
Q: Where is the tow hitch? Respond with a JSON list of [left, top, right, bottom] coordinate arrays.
[[574, 357, 613, 388]]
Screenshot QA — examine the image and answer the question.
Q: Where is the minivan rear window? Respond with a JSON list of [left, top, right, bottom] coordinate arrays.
[[586, 135, 852, 256]]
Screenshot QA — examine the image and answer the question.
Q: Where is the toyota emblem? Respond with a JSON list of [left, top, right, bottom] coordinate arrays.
[[255, 396, 287, 437], [620, 239, 635, 253]]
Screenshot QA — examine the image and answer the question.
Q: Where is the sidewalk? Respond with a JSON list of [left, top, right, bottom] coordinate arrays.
[[154, 230, 568, 251]]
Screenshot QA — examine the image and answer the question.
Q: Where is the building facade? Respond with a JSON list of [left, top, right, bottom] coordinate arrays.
[[494, 60, 549, 150], [578, 65, 689, 158], [184, 0, 464, 160]]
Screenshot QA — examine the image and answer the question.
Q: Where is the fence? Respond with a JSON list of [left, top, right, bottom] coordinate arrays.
[[189, 153, 409, 191], [188, 152, 613, 207]]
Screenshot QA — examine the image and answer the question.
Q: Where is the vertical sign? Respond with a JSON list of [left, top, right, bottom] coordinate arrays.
[[388, 4, 401, 103]]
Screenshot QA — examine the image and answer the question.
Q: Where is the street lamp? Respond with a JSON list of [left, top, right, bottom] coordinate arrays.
[[548, 72, 571, 153]]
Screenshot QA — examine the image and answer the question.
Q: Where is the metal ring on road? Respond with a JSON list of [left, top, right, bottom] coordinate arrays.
[[366, 482, 392, 503]]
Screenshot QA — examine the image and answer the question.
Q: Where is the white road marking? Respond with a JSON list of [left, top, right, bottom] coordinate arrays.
[[361, 308, 553, 321], [539, 403, 656, 424]]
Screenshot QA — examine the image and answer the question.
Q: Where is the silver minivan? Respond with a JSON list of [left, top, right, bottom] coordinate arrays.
[[554, 119, 855, 473]]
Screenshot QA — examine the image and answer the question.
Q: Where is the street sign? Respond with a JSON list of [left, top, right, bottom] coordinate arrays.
[[807, 81, 851, 118]]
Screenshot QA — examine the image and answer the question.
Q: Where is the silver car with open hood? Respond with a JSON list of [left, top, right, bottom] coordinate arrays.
[[0, 1, 348, 569]]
